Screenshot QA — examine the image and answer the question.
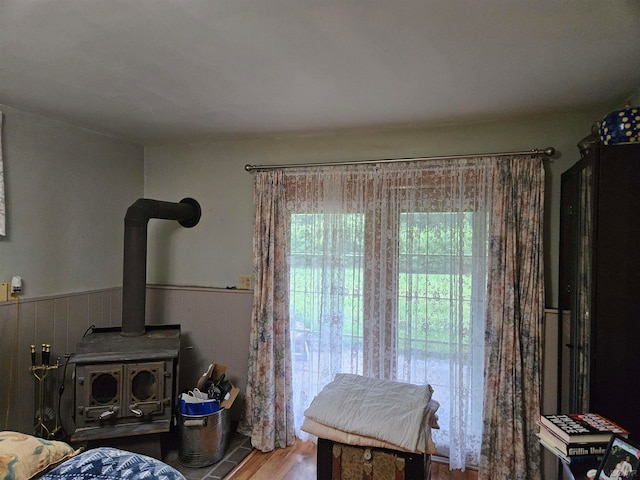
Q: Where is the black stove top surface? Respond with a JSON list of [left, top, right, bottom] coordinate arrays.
[[73, 324, 180, 364]]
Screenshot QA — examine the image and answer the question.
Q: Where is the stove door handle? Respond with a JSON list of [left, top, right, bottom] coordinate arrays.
[[99, 408, 117, 420], [129, 405, 144, 417]]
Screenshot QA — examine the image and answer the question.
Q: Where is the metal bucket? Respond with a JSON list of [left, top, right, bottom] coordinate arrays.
[[177, 407, 230, 467]]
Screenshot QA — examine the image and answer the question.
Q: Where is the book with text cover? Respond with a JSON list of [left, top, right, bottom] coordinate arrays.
[[539, 413, 629, 443], [538, 434, 605, 465], [537, 425, 609, 457]]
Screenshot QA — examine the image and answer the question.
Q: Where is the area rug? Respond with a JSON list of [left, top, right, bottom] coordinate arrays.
[[164, 431, 253, 480]]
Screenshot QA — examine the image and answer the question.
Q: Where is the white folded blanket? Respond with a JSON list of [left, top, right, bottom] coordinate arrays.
[[303, 373, 437, 453]]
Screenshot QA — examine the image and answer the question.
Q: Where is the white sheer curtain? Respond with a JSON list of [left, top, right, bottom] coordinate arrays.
[[0, 111, 5, 236], [286, 159, 492, 469]]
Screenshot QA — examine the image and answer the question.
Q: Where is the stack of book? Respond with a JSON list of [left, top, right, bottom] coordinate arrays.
[[537, 413, 629, 464]]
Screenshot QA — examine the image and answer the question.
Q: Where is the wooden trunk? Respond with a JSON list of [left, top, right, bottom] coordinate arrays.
[[317, 438, 431, 480]]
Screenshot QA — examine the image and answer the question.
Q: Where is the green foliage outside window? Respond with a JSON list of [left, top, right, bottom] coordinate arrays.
[[289, 211, 479, 356]]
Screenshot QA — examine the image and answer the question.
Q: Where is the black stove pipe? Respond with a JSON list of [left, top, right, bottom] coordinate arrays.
[[121, 198, 201, 337]]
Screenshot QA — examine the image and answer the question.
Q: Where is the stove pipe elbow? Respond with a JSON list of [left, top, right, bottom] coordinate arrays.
[[121, 198, 201, 336]]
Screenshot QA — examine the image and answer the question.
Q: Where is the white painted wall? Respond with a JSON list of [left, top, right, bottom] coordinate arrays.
[[144, 109, 606, 306], [0, 102, 622, 305], [0, 106, 144, 298]]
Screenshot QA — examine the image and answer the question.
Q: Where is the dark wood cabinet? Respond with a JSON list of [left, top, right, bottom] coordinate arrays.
[[559, 143, 640, 440]]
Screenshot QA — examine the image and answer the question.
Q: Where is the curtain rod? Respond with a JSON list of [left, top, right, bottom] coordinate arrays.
[[244, 147, 555, 172]]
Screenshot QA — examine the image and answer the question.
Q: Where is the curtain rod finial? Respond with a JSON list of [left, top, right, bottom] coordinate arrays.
[[543, 147, 555, 157], [245, 164, 254, 172]]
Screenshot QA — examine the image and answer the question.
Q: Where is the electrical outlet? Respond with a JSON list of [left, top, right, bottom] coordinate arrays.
[[239, 275, 253, 290], [0, 283, 8, 302]]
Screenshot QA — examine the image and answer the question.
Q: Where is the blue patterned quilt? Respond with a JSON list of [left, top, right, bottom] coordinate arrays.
[[40, 447, 185, 480]]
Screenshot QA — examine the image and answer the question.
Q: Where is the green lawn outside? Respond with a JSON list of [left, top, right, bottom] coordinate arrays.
[[290, 267, 474, 355]]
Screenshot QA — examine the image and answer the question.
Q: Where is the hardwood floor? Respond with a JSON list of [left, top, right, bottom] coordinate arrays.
[[226, 439, 316, 480], [430, 461, 479, 480], [226, 440, 478, 480]]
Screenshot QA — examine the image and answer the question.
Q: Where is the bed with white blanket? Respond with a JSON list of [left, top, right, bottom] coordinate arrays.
[[302, 373, 439, 480]]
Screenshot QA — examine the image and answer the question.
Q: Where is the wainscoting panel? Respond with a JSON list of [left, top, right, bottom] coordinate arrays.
[[145, 286, 254, 422], [0, 286, 253, 436], [0, 288, 122, 435]]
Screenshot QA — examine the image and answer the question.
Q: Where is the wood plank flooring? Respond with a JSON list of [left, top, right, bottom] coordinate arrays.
[[226, 439, 316, 480], [226, 439, 478, 480]]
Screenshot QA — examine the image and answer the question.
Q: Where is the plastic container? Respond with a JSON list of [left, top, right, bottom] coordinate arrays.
[[177, 407, 230, 467]]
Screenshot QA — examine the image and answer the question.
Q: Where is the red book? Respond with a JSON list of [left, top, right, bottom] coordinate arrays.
[[539, 413, 629, 444]]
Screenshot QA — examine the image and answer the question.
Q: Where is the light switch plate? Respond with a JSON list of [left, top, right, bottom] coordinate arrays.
[[239, 275, 253, 290]]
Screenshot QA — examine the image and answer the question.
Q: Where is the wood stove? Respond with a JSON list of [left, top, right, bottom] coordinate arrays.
[[71, 325, 180, 441], [71, 198, 200, 444]]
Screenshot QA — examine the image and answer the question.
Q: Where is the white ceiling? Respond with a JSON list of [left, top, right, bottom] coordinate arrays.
[[1, 1, 639, 143]]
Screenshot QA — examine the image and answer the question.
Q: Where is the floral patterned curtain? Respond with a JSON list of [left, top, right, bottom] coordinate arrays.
[[480, 157, 545, 480], [239, 170, 296, 452], [243, 155, 545, 477]]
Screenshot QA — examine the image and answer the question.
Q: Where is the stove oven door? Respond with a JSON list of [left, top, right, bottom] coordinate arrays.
[[77, 364, 124, 424], [123, 362, 166, 419]]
